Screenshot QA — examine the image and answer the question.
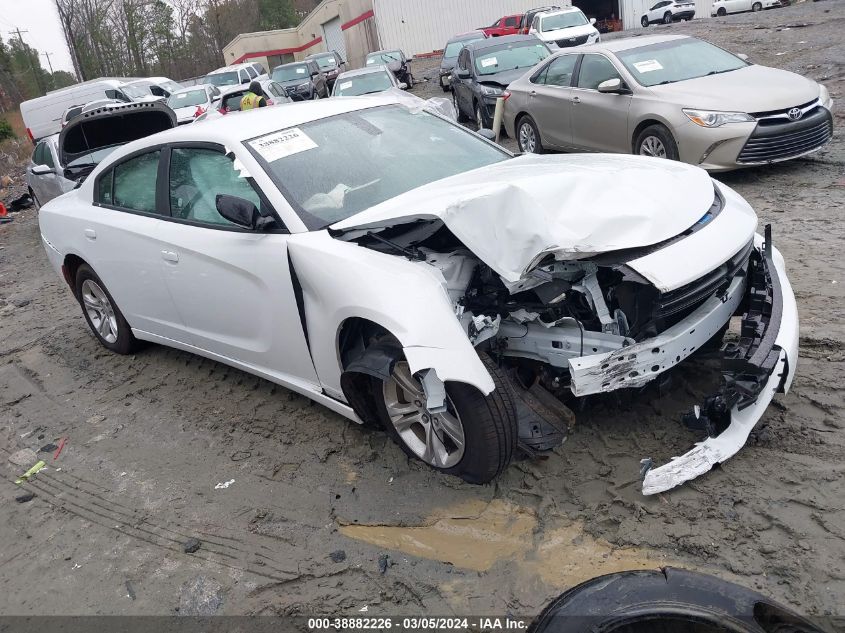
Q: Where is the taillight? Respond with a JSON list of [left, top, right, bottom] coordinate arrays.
[[502, 91, 511, 101], [219, 106, 227, 114], [26, 127, 34, 143]]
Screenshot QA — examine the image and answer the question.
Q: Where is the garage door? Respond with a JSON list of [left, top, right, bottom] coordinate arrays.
[[322, 16, 347, 62]]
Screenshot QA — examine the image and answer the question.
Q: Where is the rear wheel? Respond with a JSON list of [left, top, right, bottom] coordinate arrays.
[[663, 11, 673, 23], [641, 15, 649, 26], [636, 124, 679, 161], [517, 115, 545, 154], [75, 264, 138, 354], [372, 356, 517, 484]]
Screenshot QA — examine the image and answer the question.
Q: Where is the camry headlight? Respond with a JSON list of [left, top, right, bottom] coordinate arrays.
[[480, 85, 503, 96], [819, 84, 833, 110], [683, 108, 755, 127]]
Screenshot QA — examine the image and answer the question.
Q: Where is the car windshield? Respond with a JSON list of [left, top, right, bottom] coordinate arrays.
[[167, 89, 207, 109], [121, 83, 152, 98], [160, 80, 183, 94], [367, 52, 402, 65], [444, 38, 484, 59], [313, 55, 337, 69], [541, 11, 588, 31], [246, 105, 508, 229], [273, 64, 310, 82], [616, 38, 748, 87], [474, 42, 550, 75], [334, 72, 393, 96], [206, 72, 240, 86]]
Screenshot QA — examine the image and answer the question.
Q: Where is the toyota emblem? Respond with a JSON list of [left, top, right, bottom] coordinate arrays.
[[787, 107, 802, 121]]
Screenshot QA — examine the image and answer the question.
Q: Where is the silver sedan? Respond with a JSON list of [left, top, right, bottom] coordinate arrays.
[[503, 34, 833, 171]]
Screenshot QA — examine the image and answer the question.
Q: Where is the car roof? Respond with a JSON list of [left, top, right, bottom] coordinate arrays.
[[273, 61, 310, 70], [170, 85, 210, 95], [306, 51, 337, 58], [573, 33, 691, 54], [337, 66, 391, 79], [538, 6, 584, 17], [208, 65, 250, 75], [447, 30, 487, 43], [465, 34, 542, 52], [368, 49, 403, 56]]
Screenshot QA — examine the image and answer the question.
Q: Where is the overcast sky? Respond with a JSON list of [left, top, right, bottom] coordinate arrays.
[[0, 0, 75, 75]]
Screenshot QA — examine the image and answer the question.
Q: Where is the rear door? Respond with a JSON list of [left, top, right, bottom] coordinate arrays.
[[526, 54, 578, 150], [154, 144, 319, 387], [569, 54, 632, 152]]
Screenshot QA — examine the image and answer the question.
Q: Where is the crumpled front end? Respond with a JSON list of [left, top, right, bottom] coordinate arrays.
[[642, 227, 798, 494]]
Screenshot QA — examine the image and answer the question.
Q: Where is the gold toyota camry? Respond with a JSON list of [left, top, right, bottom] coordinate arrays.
[[502, 34, 834, 171]]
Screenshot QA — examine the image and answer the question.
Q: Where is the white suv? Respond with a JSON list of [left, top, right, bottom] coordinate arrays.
[[641, 0, 696, 26], [711, 0, 780, 16], [529, 7, 600, 49]]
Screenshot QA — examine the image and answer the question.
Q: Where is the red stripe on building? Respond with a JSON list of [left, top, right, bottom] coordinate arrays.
[[232, 36, 323, 64], [341, 9, 374, 30]]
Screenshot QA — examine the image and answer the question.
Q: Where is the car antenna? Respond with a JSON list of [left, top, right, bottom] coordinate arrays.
[[366, 231, 426, 261]]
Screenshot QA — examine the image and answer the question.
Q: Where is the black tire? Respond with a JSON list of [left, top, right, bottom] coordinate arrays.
[[441, 83, 450, 93], [717, 6, 727, 15], [641, 15, 649, 26], [74, 264, 138, 354], [635, 124, 680, 161], [474, 100, 489, 129], [530, 568, 825, 633], [372, 353, 517, 484], [29, 187, 41, 211], [516, 115, 545, 154], [453, 90, 470, 123], [406, 73, 414, 88], [752, 1, 762, 9], [663, 11, 673, 23]]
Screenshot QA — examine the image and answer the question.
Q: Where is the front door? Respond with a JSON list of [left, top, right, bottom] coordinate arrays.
[[454, 49, 474, 116], [569, 54, 632, 152], [156, 145, 319, 387]]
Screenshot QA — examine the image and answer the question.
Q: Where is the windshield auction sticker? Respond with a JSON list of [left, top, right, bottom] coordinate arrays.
[[632, 59, 663, 73], [249, 127, 318, 162]]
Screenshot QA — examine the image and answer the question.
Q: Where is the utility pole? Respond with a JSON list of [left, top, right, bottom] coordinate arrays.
[[9, 27, 45, 93], [42, 52, 55, 74]]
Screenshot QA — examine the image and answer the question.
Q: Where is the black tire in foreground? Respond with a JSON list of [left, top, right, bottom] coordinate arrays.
[[372, 353, 517, 484], [530, 567, 826, 633], [75, 263, 139, 355]]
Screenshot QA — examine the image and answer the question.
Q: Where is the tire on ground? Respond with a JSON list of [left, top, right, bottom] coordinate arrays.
[[635, 123, 680, 161], [516, 114, 546, 154], [372, 353, 517, 484], [74, 263, 139, 355]]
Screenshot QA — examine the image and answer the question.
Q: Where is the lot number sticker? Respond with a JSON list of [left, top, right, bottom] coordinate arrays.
[[480, 57, 498, 68], [339, 81, 353, 90], [632, 59, 663, 73], [296, 67, 306, 74], [249, 128, 317, 162]]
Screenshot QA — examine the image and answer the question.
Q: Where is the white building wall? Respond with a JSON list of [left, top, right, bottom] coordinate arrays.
[[373, 0, 571, 57]]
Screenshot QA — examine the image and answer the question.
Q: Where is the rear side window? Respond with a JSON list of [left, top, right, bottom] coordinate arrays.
[[112, 150, 161, 213]]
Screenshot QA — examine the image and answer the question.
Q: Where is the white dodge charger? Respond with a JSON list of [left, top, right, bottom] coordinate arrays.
[[38, 95, 798, 494]]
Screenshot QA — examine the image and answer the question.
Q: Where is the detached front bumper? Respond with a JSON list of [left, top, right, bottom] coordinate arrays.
[[643, 227, 798, 494]]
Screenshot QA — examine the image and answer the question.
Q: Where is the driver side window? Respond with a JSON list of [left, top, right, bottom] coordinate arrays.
[[169, 147, 263, 227], [577, 55, 622, 90]]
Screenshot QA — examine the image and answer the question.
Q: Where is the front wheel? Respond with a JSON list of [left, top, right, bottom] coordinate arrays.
[[641, 15, 649, 26], [373, 357, 517, 484], [635, 124, 679, 161], [717, 7, 727, 15], [453, 90, 470, 122], [752, 1, 762, 9], [474, 101, 488, 129], [75, 264, 139, 354]]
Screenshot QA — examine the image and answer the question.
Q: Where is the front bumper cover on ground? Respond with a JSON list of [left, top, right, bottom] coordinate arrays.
[[642, 226, 798, 495]]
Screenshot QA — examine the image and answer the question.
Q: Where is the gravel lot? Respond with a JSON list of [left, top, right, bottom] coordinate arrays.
[[1, 1, 843, 624]]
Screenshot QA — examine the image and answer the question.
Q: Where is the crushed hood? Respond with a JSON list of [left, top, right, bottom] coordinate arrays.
[[59, 100, 176, 166], [332, 154, 714, 283]]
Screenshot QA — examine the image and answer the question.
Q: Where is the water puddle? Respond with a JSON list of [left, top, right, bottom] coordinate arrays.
[[339, 499, 671, 587]]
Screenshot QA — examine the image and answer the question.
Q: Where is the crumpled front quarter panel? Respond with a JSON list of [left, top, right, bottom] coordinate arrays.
[[287, 231, 495, 400]]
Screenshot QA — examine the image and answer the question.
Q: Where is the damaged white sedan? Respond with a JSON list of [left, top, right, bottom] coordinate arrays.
[[38, 95, 798, 493]]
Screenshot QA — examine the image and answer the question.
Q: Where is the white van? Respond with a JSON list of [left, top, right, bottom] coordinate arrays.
[[20, 78, 136, 142]]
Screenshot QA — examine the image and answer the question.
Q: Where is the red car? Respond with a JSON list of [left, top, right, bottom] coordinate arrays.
[[480, 14, 523, 37]]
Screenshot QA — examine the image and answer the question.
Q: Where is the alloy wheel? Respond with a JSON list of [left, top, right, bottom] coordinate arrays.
[[475, 103, 484, 128], [81, 279, 119, 344], [639, 135, 667, 158], [519, 121, 537, 153], [382, 362, 465, 468]]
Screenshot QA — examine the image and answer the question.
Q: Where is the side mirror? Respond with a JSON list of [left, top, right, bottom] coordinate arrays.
[[31, 164, 55, 175], [398, 82, 408, 90], [476, 128, 496, 140], [456, 68, 471, 79], [736, 53, 749, 61], [590, 17, 597, 24], [216, 194, 259, 229], [597, 78, 625, 93]]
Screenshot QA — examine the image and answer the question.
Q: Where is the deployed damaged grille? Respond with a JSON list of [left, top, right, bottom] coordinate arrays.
[[656, 240, 753, 319], [555, 34, 589, 47]]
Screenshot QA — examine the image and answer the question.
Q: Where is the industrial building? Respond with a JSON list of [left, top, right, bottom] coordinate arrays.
[[222, 0, 718, 72]]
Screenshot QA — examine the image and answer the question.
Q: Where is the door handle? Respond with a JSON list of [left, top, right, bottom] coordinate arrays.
[[529, 90, 537, 98], [572, 96, 581, 104], [84, 229, 96, 240], [161, 250, 179, 263]]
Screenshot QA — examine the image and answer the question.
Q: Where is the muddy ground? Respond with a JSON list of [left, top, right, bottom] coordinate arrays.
[[1, 0, 843, 625]]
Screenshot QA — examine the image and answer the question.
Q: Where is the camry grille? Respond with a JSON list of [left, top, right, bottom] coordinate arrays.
[[738, 107, 832, 164]]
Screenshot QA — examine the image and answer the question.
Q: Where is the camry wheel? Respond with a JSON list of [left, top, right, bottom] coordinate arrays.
[[75, 264, 138, 354], [636, 124, 679, 161], [663, 11, 673, 23], [517, 116, 544, 154], [641, 15, 649, 26], [373, 356, 517, 484]]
